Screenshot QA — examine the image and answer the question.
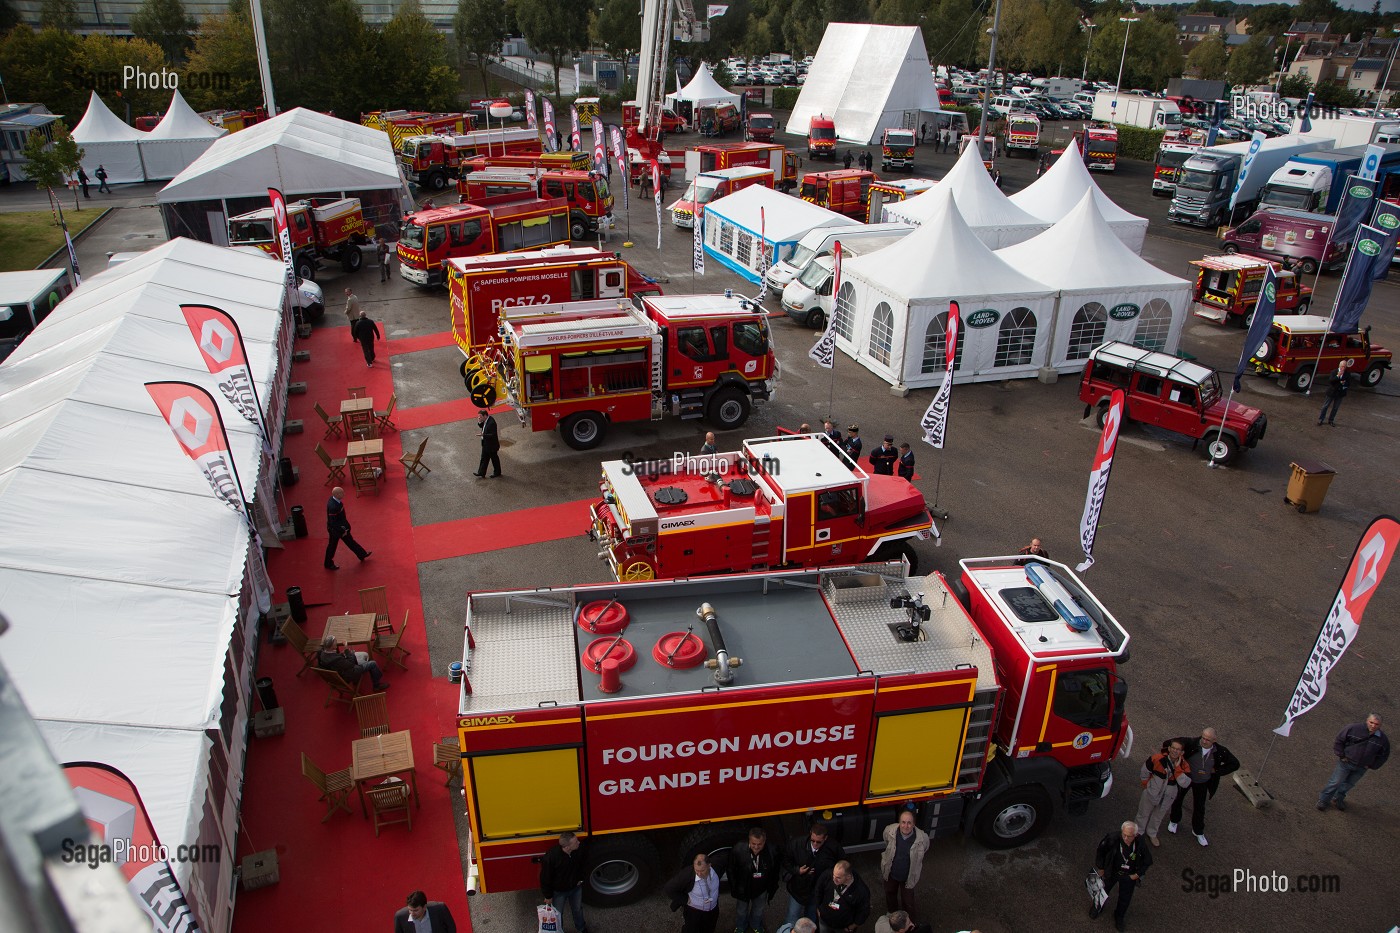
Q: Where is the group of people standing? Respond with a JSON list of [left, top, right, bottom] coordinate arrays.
[[817, 421, 915, 481]]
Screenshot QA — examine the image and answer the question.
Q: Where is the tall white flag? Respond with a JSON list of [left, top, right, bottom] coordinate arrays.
[[807, 241, 840, 368], [1076, 388, 1125, 572], [920, 302, 960, 449], [693, 206, 705, 274]]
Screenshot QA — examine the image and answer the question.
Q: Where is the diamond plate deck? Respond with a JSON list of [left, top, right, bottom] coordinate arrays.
[[462, 596, 579, 713]]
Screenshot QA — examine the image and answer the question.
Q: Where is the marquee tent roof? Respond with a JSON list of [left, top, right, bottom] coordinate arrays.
[[705, 184, 861, 242], [71, 91, 147, 184], [1009, 140, 1149, 252], [71, 91, 145, 143], [883, 144, 1048, 247], [666, 63, 742, 110], [146, 89, 225, 140], [787, 23, 941, 144], [141, 90, 228, 181], [158, 107, 405, 203]]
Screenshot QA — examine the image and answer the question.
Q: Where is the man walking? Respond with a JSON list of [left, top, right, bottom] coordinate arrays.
[[1317, 713, 1389, 811], [351, 310, 380, 367], [666, 853, 721, 933], [393, 891, 456, 932], [324, 486, 371, 570], [540, 833, 588, 933], [377, 236, 392, 282], [1091, 821, 1151, 931], [1167, 727, 1239, 846], [344, 287, 362, 325], [1318, 359, 1352, 426], [474, 407, 501, 478], [95, 164, 110, 193], [77, 166, 90, 198]]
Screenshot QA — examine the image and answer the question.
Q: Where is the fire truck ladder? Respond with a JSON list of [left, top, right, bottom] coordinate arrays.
[[749, 515, 771, 569], [649, 330, 665, 420], [926, 685, 1000, 839]]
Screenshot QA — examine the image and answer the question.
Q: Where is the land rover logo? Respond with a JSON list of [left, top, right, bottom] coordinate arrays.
[[1379, 213, 1400, 231], [1358, 238, 1381, 257], [1264, 282, 1276, 301], [1349, 184, 1371, 198], [1108, 303, 1140, 320], [966, 308, 1000, 328]]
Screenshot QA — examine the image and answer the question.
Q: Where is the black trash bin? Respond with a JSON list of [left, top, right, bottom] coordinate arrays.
[[287, 585, 307, 624], [290, 505, 308, 539], [256, 677, 280, 711]]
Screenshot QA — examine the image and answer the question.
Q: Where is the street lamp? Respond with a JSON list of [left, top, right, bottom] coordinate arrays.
[[1275, 32, 1300, 94], [1082, 21, 1098, 83], [1111, 17, 1139, 121], [1374, 27, 1400, 117]]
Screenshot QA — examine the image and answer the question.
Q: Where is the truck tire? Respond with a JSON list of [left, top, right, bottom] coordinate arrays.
[[1095, 401, 1113, 428], [570, 213, 589, 241], [706, 388, 751, 430], [583, 833, 661, 907], [1295, 298, 1310, 314], [679, 822, 750, 878], [427, 170, 448, 191], [1362, 362, 1387, 388], [561, 411, 606, 449], [295, 254, 316, 283], [1253, 336, 1277, 364], [871, 540, 919, 574], [806, 309, 826, 331], [341, 247, 363, 273], [1299, 258, 1317, 275], [1221, 242, 1238, 255], [1288, 366, 1315, 392], [972, 784, 1052, 849], [1204, 431, 1239, 466]]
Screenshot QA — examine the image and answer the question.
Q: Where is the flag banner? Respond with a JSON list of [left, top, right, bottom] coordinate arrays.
[[921, 302, 960, 448], [543, 98, 556, 152], [609, 124, 625, 173], [1370, 199, 1400, 280], [755, 207, 768, 301], [593, 118, 607, 175], [652, 160, 662, 249], [1235, 266, 1278, 392], [179, 304, 266, 438], [1076, 387, 1125, 572], [808, 241, 840, 369], [1228, 131, 1266, 212], [707, 4, 729, 16], [693, 206, 705, 274], [1274, 515, 1400, 737], [1358, 143, 1386, 182], [1332, 176, 1377, 248], [1332, 224, 1389, 335], [1205, 100, 1228, 147], [64, 228, 82, 285], [1299, 92, 1314, 133], [146, 381, 246, 517], [267, 187, 297, 291], [574, 63, 581, 96], [525, 89, 537, 130], [570, 105, 581, 151]]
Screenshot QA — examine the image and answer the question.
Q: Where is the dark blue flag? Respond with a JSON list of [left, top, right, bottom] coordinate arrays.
[[1332, 177, 1378, 249], [1370, 199, 1400, 281], [1235, 266, 1278, 392], [1299, 92, 1314, 133], [1205, 100, 1228, 148], [1332, 224, 1389, 335]]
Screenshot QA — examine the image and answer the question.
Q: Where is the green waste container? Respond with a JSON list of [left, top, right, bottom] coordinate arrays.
[[1286, 459, 1336, 513]]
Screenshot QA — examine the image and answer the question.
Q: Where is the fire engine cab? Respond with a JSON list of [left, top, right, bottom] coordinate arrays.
[[589, 433, 937, 581], [800, 169, 878, 219], [458, 167, 613, 241], [453, 556, 1132, 904], [227, 197, 371, 280]]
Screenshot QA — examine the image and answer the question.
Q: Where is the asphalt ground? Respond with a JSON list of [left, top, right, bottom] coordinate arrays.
[[7, 123, 1398, 932]]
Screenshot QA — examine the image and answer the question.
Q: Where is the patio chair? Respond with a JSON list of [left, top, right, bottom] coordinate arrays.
[[359, 586, 392, 636], [350, 462, 379, 496], [400, 436, 431, 479], [372, 610, 412, 669], [300, 752, 353, 822], [353, 691, 391, 738], [315, 442, 347, 486], [314, 401, 343, 441], [311, 666, 362, 707], [366, 780, 414, 836], [433, 738, 463, 787], [280, 618, 319, 677], [375, 393, 398, 433]]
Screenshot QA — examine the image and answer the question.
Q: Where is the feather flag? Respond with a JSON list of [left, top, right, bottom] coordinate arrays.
[[1076, 388, 1125, 572], [593, 118, 607, 176], [570, 105, 581, 151], [920, 302, 960, 449], [652, 160, 663, 250], [543, 98, 557, 152], [808, 241, 840, 368], [693, 204, 705, 274], [525, 89, 537, 130], [146, 381, 249, 518], [755, 208, 768, 301]]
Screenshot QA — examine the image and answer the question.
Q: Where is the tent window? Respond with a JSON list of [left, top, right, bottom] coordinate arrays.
[[921, 311, 964, 374], [868, 302, 894, 366], [834, 282, 856, 342], [993, 307, 1037, 368], [1067, 302, 1108, 361], [720, 222, 735, 253], [1134, 298, 1172, 352], [737, 231, 753, 266]]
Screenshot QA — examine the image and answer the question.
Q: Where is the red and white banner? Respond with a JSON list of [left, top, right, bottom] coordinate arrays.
[[570, 105, 581, 152], [610, 125, 627, 212], [543, 98, 556, 152], [1274, 515, 1400, 737], [146, 381, 246, 517], [755, 207, 769, 300], [1076, 387, 1125, 572], [592, 118, 607, 176], [652, 160, 662, 249], [65, 228, 82, 285], [525, 89, 537, 130], [179, 304, 265, 437], [920, 302, 960, 449], [267, 187, 296, 288], [808, 240, 840, 369]]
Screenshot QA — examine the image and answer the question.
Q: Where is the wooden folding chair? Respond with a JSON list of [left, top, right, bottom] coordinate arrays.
[[350, 462, 379, 496], [366, 780, 413, 836], [347, 386, 367, 399], [373, 610, 412, 669], [359, 586, 392, 636], [280, 618, 319, 677], [311, 666, 362, 707], [301, 752, 353, 822], [315, 442, 347, 486], [400, 436, 430, 479], [433, 738, 463, 787], [314, 401, 343, 440], [353, 691, 391, 738], [375, 392, 398, 433]]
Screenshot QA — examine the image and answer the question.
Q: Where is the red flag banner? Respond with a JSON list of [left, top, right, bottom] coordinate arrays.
[[920, 301, 960, 449], [179, 304, 266, 437], [267, 187, 297, 289], [1076, 387, 1125, 572], [146, 381, 246, 516]]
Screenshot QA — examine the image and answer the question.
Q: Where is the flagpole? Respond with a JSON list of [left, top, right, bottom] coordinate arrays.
[[1253, 732, 1282, 784], [1305, 234, 1360, 397]]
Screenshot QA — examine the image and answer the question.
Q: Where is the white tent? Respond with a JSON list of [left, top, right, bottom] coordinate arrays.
[[1010, 140, 1150, 254], [702, 185, 861, 283], [0, 238, 292, 933], [998, 192, 1193, 372], [837, 197, 1056, 388], [787, 24, 941, 145], [71, 91, 147, 184], [665, 63, 742, 113], [883, 146, 1050, 247], [140, 89, 227, 182]]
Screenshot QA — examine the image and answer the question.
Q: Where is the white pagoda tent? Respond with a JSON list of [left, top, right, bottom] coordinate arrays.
[[665, 63, 743, 116], [883, 146, 1049, 247], [1010, 140, 1150, 254], [140, 89, 227, 181], [71, 91, 147, 184]]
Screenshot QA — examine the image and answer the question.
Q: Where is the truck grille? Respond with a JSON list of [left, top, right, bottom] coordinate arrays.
[[1175, 193, 1207, 211]]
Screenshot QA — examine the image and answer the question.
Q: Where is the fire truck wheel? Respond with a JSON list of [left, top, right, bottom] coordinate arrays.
[[295, 256, 316, 283], [583, 833, 660, 907], [679, 822, 750, 878], [1205, 432, 1239, 466], [1253, 336, 1277, 364], [341, 247, 363, 273], [570, 214, 589, 241], [973, 785, 1052, 849], [1362, 362, 1386, 388], [807, 309, 826, 330], [1095, 402, 1111, 429], [620, 561, 654, 581], [706, 388, 751, 430], [1295, 298, 1310, 314], [1299, 258, 1318, 276], [427, 171, 448, 191], [1288, 366, 1315, 392], [561, 412, 606, 449]]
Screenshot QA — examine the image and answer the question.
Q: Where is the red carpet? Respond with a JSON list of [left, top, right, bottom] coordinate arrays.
[[396, 397, 480, 432], [415, 498, 595, 563], [388, 330, 459, 355]]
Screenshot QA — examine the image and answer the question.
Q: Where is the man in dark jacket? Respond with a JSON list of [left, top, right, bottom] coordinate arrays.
[[1317, 713, 1389, 811], [868, 435, 898, 475], [351, 310, 381, 367], [783, 822, 845, 925], [393, 890, 456, 933], [729, 828, 781, 933], [813, 860, 870, 933], [1166, 727, 1239, 846], [1318, 358, 1352, 426], [540, 832, 589, 933], [1092, 821, 1152, 931], [474, 407, 501, 478]]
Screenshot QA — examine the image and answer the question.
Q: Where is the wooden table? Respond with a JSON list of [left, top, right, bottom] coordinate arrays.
[[346, 438, 386, 476], [350, 729, 419, 816], [341, 397, 376, 439], [322, 612, 377, 650]]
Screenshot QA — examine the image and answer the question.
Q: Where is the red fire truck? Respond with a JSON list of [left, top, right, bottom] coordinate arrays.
[[453, 555, 1132, 903], [458, 168, 614, 241], [399, 129, 542, 191], [446, 247, 663, 360], [1077, 124, 1118, 172], [226, 197, 371, 280], [1005, 114, 1041, 158], [464, 293, 777, 449], [623, 101, 687, 134], [461, 151, 593, 175], [880, 128, 917, 171], [397, 195, 571, 287], [683, 142, 800, 193], [808, 114, 837, 158], [800, 169, 878, 219], [589, 433, 938, 581], [669, 166, 774, 228], [1152, 140, 1199, 196]]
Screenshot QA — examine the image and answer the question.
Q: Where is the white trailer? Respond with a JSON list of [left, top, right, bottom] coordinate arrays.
[[1093, 91, 1183, 132]]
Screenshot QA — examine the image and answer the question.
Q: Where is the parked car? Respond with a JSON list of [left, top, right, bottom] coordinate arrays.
[[1249, 316, 1392, 391]]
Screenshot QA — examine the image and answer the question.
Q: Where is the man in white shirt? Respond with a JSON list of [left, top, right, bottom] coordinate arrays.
[[666, 853, 721, 933]]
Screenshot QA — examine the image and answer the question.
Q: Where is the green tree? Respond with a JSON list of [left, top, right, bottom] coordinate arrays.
[[1187, 36, 1228, 80], [457, 0, 509, 92], [376, 0, 458, 112], [1088, 15, 1181, 93], [925, 0, 982, 69], [0, 0, 20, 33], [23, 124, 83, 223], [39, 0, 80, 31], [0, 28, 81, 116], [264, 0, 372, 115], [1313, 80, 1364, 108], [182, 11, 262, 111], [1243, 4, 1294, 37], [590, 0, 640, 63], [1227, 35, 1277, 87], [131, 0, 197, 65], [1294, 0, 1339, 25], [79, 34, 169, 120], [510, 0, 590, 98], [1278, 72, 1312, 98], [781, 0, 824, 58]]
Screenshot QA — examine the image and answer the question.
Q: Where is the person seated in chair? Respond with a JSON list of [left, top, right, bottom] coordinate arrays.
[[318, 632, 389, 690]]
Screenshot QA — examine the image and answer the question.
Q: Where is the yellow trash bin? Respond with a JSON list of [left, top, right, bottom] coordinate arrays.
[[1286, 459, 1336, 513]]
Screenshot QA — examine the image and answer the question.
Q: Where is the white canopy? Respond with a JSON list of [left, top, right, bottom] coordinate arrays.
[[998, 192, 1193, 369], [141, 90, 228, 181], [1009, 140, 1149, 254], [158, 107, 406, 203], [702, 186, 860, 282], [665, 63, 742, 111], [883, 145, 1049, 247], [837, 196, 1056, 387], [71, 91, 147, 184], [788, 24, 941, 144]]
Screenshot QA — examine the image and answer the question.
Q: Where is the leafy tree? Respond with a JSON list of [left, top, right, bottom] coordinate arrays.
[[376, 0, 458, 112], [870, 0, 925, 27], [1227, 35, 1277, 88], [0, 0, 20, 33], [1313, 80, 1364, 108], [131, 0, 197, 65], [781, 0, 823, 58], [264, 0, 373, 115], [0, 27, 81, 116], [182, 11, 263, 111], [457, 0, 509, 92], [1278, 73, 1312, 98], [510, 0, 590, 99], [1087, 15, 1181, 93], [924, 0, 982, 69], [78, 34, 169, 120], [1243, 4, 1294, 37], [39, 0, 80, 31], [1294, 0, 1339, 25], [1187, 36, 1228, 80], [23, 125, 83, 224], [590, 0, 640, 63]]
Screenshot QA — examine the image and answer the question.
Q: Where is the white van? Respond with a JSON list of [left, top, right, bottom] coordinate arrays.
[[781, 234, 910, 328], [764, 222, 913, 294], [1073, 91, 1097, 109], [989, 95, 1023, 117]]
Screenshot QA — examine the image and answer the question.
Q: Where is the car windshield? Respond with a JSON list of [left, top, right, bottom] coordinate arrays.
[[1262, 185, 1312, 209], [1200, 372, 1222, 407], [1088, 141, 1117, 154], [811, 126, 835, 141], [228, 220, 273, 244], [693, 179, 721, 204], [399, 222, 426, 250], [786, 243, 817, 270], [1162, 112, 1183, 126], [887, 132, 914, 145], [1010, 119, 1037, 133], [1178, 168, 1217, 191], [594, 176, 610, 201], [798, 259, 832, 288], [750, 116, 775, 129], [1156, 149, 1191, 170]]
